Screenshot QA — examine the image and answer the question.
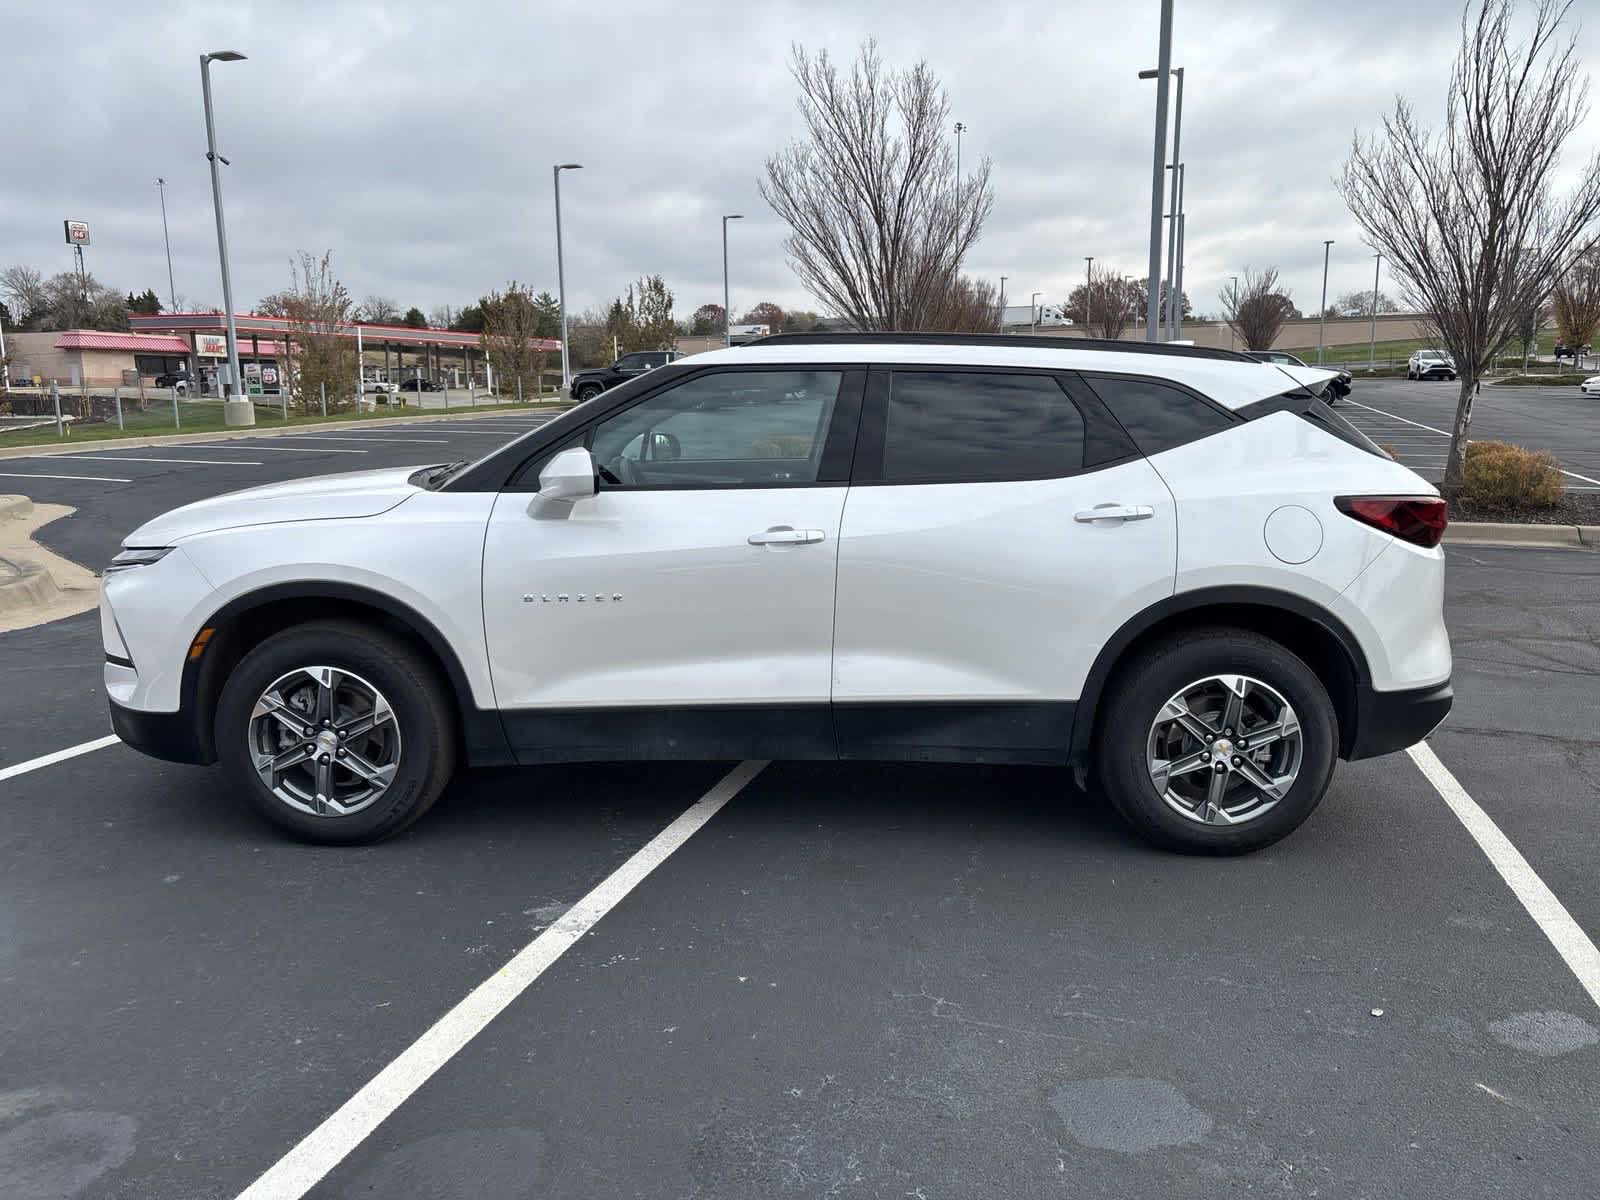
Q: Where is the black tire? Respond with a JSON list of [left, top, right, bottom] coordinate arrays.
[[574, 383, 602, 402], [215, 620, 457, 844], [1093, 627, 1338, 855]]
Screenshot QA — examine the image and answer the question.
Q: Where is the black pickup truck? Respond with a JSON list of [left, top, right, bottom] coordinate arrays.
[[568, 350, 681, 402]]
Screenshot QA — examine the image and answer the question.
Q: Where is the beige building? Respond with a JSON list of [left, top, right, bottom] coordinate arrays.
[[5, 329, 194, 388]]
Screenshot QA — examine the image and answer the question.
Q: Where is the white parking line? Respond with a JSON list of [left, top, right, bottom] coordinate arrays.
[[1409, 743, 1600, 1011], [233, 758, 769, 1200], [30, 454, 266, 466], [0, 470, 133, 483], [200, 444, 369, 455], [284, 436, 450, 444], [0, 734, 121, 782], [1345, 398, 1600, 486]]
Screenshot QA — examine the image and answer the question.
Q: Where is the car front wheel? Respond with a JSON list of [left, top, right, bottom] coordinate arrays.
[[1093, 628, 1338, 854], [574, 383, 603, 402], [215, 620, 457, 844]]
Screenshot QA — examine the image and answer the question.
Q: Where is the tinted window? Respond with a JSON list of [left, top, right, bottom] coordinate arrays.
[[883, 372, 1085, 481], [1085, 375, 1234, 456], [589, 370, 842, 488]]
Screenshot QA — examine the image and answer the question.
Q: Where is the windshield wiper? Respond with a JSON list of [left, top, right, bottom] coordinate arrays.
[[413, 459, 468, 489]]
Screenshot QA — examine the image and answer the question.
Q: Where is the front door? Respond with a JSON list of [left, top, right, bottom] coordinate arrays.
[[482, 365, 863, 762], [831, 367, 1177, 761]]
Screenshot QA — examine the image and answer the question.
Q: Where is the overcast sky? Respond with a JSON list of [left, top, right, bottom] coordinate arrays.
[[2, 0, 1596, 324]]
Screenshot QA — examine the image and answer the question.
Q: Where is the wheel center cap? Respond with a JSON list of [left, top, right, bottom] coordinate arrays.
[[1212, 738, 1235, 759], [316, 729, 340, 754]]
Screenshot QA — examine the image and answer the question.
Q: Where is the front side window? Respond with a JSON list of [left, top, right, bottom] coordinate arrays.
[[1083, 374, 1235, 457], [882, 372, 1086, 482], [589, 370, 843, 488]]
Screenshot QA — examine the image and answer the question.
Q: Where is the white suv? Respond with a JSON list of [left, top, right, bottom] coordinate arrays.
[[101, 335, 1452, 853]]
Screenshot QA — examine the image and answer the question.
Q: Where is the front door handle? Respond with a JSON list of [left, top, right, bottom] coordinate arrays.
[[748, 526, 826, 546], [1074, 504, 1155, 524]]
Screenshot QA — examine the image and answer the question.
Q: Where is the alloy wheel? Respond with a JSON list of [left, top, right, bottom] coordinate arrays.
[[247, 666, 402, 817], [1145, 674, 1303, 826]]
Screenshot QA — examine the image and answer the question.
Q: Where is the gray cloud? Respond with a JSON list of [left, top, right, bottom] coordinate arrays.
[[2, 0, 1596, 323]]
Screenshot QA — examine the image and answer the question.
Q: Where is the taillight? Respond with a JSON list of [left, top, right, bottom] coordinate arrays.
[[1335, 496, 1448, 548]]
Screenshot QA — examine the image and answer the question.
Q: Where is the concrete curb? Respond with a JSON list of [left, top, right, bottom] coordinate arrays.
[[0, 495, 32, 521], [0, 495, 98, 631], [0, 404, 567, 461], [1445, 521, 1595, 549]]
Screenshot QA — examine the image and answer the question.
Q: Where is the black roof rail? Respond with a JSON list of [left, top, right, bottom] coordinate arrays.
[[748, 331, 1255, 363]]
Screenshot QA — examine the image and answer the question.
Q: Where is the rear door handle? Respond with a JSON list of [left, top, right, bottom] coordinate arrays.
[[748, 526, 826, 546], [1074, 504, 1155, 524]]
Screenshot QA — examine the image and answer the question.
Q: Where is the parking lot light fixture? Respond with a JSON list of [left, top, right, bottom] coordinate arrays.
[[722, 214, 743, 348], [1318, 239, 1334, 365], [554, 164, 582, 389], [200, 49, 251, 426]]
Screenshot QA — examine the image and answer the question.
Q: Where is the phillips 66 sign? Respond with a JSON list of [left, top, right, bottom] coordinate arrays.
[[64, 220, 91, 246]]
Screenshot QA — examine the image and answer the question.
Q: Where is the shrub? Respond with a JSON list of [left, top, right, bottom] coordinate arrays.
[[1458, 441, 1564, 509]]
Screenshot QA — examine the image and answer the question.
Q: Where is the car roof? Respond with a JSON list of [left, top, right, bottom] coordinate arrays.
[[683, 336, 1334, 410]]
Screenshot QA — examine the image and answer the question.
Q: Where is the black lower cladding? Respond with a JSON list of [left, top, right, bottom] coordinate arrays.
[[1346, 679, 1453, 761], [108, 699, 214, 765], [501, 701, 1077, 766]]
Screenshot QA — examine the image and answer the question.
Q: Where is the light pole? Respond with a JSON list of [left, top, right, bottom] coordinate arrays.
[[1368, 252, 1382, 372], [1318, 239, 1334, 365], [1140, 45, 1179, 342], [1084, 257, 1094, 336], [156, 178, 177, 312], [553, 162, 582, 388], [1173, 163, 1186, 340], [200, 50, 250, 425], [1030, 292, 1042, 333], [1229, 274, 1238, 351], [721, 214, 743, 347], [999, 275, 1008, 327], [954, 121, 966, 186]]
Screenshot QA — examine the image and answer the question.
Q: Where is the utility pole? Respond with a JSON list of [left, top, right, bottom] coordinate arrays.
[[200, 50, 251, 425], [1368, 252, 1382, 372], [722, 213, 743, 348], [1141, 2, 1175, 342], [1318, 239, 1334, 365], [954, 121, 966, 186], [156, 178, 177, 312], [553, 162, 582, 390], [999, 275, 1008, 328], [1031, 291, 1041, 334]]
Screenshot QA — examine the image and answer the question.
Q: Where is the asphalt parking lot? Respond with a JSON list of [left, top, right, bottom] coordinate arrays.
[[1338, 376, 1600, 490], [2, 404, 1598, 1198]]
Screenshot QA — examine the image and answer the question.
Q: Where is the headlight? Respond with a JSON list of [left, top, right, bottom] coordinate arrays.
[[105, 546, 173, 573]]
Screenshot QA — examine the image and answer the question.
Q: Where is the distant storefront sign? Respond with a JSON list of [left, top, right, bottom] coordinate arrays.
[[64, 219, 91, 246], [195, 334, 227, 357]]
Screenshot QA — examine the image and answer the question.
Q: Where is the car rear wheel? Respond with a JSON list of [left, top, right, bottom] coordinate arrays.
[[1093, 628, 1338, 854], [215, 620, 456, 844]]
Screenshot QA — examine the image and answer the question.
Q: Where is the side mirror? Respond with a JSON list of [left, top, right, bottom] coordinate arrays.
[[537, 446, 597, 501]]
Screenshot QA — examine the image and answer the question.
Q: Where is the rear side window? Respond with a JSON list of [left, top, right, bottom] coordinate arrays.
[[883, 371, 1086, 481], [1084, 375, 1235, 456]]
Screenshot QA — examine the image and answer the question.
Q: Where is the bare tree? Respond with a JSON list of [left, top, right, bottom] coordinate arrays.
[[760, 42, 994, 330], [1332, 289, 1401, 317], [1338, 0, 1600, 485], [1219, 267, 1296, 351], [1065, 267, 1142, 340], [479, 281, 548, 396], [357, 294, 401, 324], [922, 275, 1003, 332], [0, 265, 46, 326], [1552, 247, 1600, 351], [282, 251, 358, 414]]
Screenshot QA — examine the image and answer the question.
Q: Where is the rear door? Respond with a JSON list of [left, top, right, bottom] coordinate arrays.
[[830, 366, 1176, 761]]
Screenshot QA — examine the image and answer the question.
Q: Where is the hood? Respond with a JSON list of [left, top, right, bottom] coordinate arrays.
[[124, 465, 425, 546]]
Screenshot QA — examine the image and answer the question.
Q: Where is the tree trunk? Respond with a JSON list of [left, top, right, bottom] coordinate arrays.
[[1442, 375, 1476, 487]]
